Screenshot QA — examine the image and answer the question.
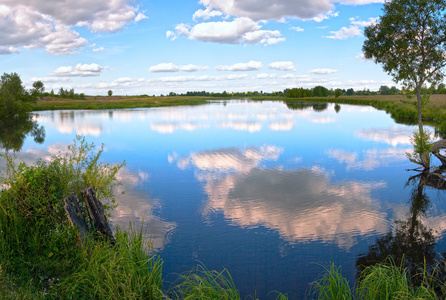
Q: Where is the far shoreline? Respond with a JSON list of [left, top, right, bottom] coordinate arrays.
[[31, 94, 446, 134]]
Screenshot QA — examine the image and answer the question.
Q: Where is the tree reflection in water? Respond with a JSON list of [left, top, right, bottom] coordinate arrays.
[[0, 113, 45, 151], [357, 172, 446, 287]]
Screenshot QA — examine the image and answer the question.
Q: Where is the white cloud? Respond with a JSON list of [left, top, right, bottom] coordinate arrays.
[[308, 68, 339, 75], [170, 17, 285, 46], [92, 46, 105, 52], [198, 0, 382, 21], [0, 1, 143, 55], [269, 61, 296, 71], [166, 30, 177, 41], [134, 12, 148, 22], [193, 7, 223, 20], [290, 26, 304, 32], [149, 63, 209, 73], [324, 25, 362, 40], [313, 10, 339, 22], [350, 17, 378, 27], [198, 0, 333, 21], [355, 53, 374, 63], [0, 46, 20, 55], [49, 63, 105, 77], [216, 60, 263, 71], [256, 73, 279, 79]]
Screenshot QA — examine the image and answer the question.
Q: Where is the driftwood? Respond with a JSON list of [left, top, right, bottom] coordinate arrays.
[[430, 139, 446, 166], [81, 186, 116, 245], [64, 193, 90, 245], [63, 187, 115, 245]]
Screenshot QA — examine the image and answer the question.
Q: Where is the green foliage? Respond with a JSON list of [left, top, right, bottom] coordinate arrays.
[[286, 87, 313, 98], [363, 0, 446, 89], [356, 259, 437, 300], [0, 72, 36, 118], [108, 90, 113, 97], [334, 89, 342, 98], [311, 260, 438, 300], [0, 136, 124, 289], [171, 264, 241, 300], [313, 86, 329, 97], [309, 263, 352, 300], [53, 228, 164, 299], [406, 128, 433, 167]]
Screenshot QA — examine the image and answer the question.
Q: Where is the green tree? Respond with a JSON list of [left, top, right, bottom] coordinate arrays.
[[32, 80, 44, 98], [334, 88, 342, 98], [379, 85, 391, 95], [312, 85, 329, 97], [0, 73, 36, 118], [363, 0, 446, 168], [108, 90, 113, 97]]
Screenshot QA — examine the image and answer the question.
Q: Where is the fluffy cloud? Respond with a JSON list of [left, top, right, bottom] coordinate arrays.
[[169, 17, 285, 46], [216, 60, 263, 71], [49, 63, 105, 77], [193, 7, 223, 20], [198, 0, 333, 21], [0, 46, 20, 55], [149, 63, 209, 73], [308, 68, 338, 75], [198, 0, 382, 21], [0, 1, 144, 55], [290, 26, 304, 32], [269, 61, 296, 71], [324, 25, 362, 40], [324, 17, 377, 40]]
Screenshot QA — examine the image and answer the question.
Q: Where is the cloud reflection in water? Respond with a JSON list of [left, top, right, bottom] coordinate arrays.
[[171, 146, 388, 250]]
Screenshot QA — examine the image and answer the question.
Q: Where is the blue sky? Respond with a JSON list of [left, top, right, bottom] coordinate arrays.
[[0, 0, 396, 96]]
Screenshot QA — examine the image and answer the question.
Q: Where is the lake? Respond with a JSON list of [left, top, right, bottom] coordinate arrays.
[[3, 100, 446, 298]]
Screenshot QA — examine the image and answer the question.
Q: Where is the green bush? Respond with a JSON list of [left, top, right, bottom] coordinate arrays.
[[0, 135, 124, 289]]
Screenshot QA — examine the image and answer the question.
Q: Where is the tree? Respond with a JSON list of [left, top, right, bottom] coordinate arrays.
[[32, 80, 44, 97], [363, 0, 446, 168], [108, 90, 113, 97], [379, 85, 391, 95], [312, 85, 329, 97], [0, 73, 36, 118], [334, 88, 342, 98]]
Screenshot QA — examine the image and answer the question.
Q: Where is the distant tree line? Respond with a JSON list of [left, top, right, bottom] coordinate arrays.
[[46, 87, 86, 100]]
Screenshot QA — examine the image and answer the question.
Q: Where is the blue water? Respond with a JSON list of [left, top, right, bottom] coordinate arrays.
[[7, 100, 446, 298]]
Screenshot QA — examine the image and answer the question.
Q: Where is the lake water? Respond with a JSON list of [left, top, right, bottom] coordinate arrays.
[[3, 100, 446, 298]]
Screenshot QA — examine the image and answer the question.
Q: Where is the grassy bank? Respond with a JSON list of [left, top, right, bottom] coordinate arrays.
[[282, 94, 446, 133], [31, 95, 209, 111]]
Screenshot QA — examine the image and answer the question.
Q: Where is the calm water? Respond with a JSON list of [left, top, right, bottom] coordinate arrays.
[[3, 100, 446, 298]]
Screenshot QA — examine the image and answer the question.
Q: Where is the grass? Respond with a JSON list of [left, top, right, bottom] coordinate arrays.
[[31, 95, 209, 111], [170, 264, 241, 300], [309, 259, 441, 300], [309, 264, 352, 300]]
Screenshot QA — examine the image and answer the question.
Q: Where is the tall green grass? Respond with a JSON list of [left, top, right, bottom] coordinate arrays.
[[170, 264, 241, 300], [309, 259, 441, 300], [52, 227, 164, 299], [309, 264, 352, 300]]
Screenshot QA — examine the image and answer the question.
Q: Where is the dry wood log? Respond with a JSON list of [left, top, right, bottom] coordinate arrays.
[[64, 193, 90, 245], [430, 139, 446, 166], [81, 186, 115, 245]]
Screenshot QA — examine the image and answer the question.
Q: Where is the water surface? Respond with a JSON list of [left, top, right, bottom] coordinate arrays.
[[4, 100, 446, 298]]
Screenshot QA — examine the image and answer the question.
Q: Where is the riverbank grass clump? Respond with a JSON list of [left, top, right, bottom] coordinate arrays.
[[0, 136, 166, 299], [310, 259, 440, 300]]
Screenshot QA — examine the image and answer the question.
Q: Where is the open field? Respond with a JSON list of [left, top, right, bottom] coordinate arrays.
[[31, 95, 209, 111]]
